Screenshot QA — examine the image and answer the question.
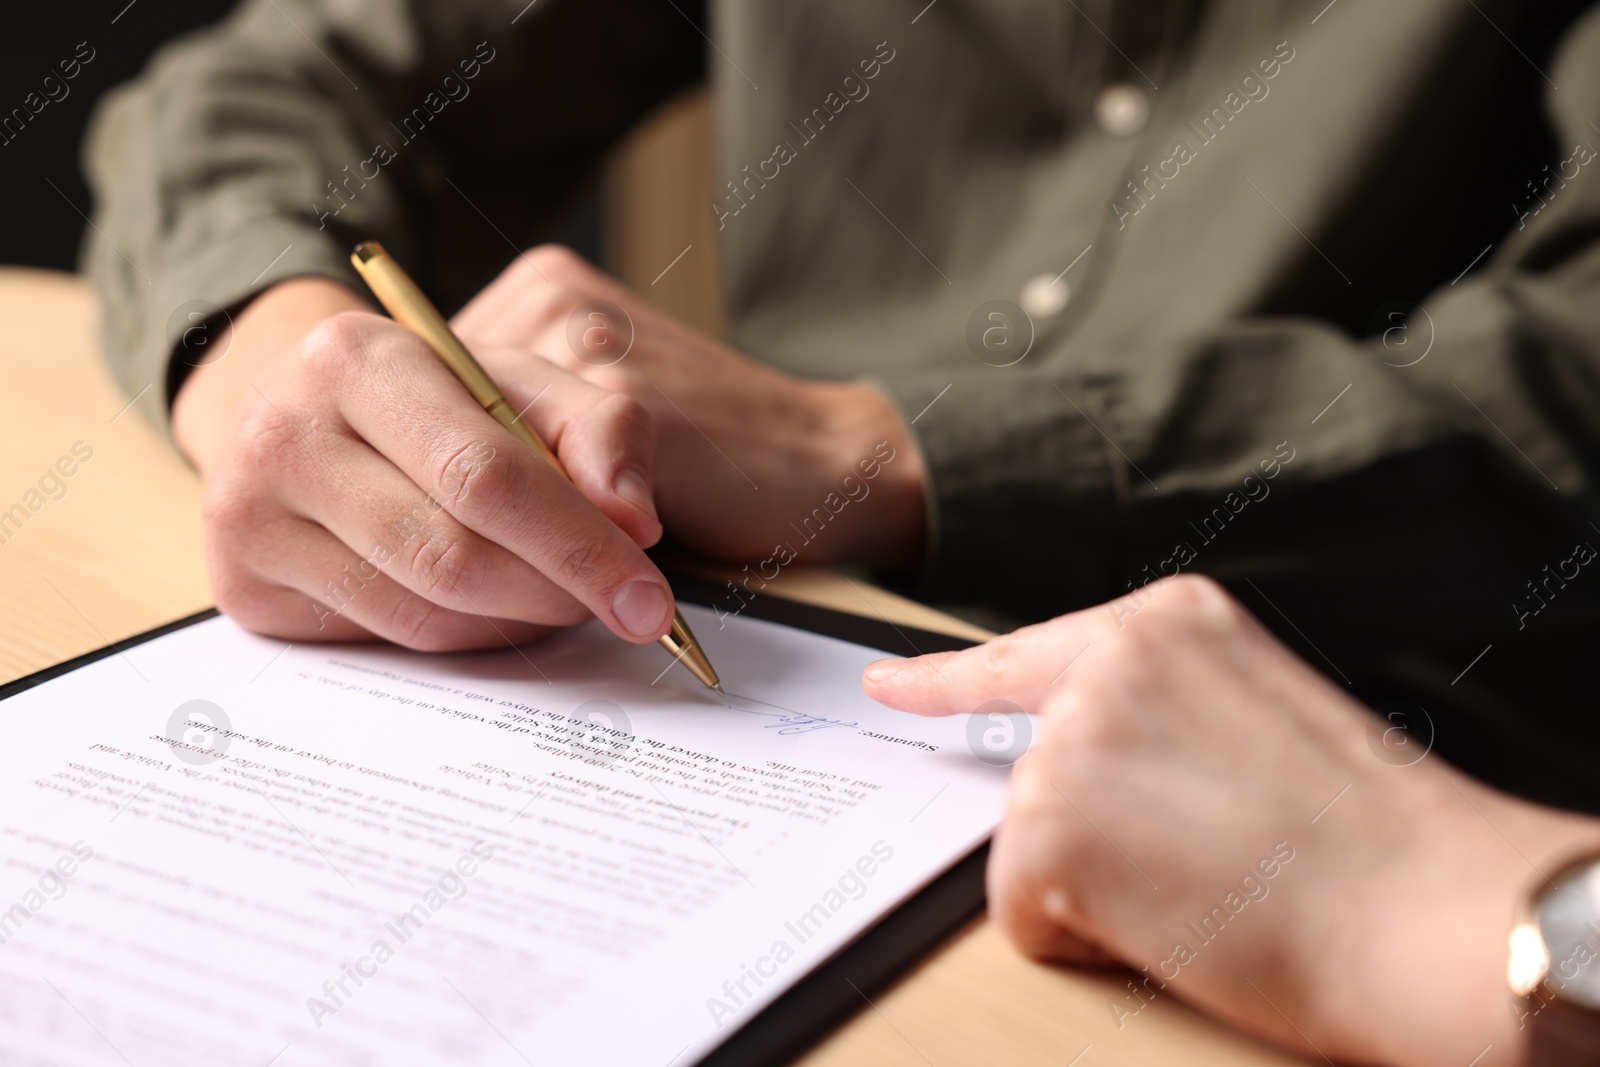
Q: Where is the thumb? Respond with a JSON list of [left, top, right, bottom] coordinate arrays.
[[862, 584, 1156, 716]]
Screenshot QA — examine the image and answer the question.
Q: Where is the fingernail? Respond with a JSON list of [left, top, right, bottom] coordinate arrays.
[[864, 659, 906, 684], [613, 467, 658, 520], [613, 580, 670, 638]]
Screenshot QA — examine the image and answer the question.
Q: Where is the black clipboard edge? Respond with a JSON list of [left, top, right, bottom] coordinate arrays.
[[0, 576, 989, 1067], [696, 840, 990, 1067], [0, 577, 971, 704], [665, 572, 976, 659], [0, 607, 220, 701]]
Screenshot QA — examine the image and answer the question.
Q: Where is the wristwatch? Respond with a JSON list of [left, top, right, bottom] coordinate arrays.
[[1509, 851, 1600, 1065]]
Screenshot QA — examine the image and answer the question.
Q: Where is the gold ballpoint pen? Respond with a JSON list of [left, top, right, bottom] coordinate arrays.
[[349, 241, 723, 694]]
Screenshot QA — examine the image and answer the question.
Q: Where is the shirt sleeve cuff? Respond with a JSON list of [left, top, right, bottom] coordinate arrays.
[[869, 371, 1126, 622], [97, 219, 362, 437]]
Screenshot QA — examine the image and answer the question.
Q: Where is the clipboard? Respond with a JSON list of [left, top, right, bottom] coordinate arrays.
[[0, 572, 989, 1067]]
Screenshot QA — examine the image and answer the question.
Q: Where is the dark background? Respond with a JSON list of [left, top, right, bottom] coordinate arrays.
[[0, 1, 241, 270], [0, 0, 611, 276]]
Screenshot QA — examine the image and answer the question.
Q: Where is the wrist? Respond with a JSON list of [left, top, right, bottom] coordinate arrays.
[[172, 277, 369, 473], [1311, 773, 1600, 1067]]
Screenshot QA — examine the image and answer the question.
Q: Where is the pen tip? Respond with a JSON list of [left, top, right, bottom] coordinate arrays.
[[712, 683, 726, 696]]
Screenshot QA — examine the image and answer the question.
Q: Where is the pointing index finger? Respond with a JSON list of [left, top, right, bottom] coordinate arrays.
[[862, 583, 1163, 716]]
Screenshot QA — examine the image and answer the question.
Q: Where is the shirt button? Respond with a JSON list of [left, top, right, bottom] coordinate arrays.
[[1094, 83, 1150, 137], [1019, 273, 1070, 319]]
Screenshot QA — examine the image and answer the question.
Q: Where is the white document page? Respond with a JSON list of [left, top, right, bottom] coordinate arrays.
[[0, 603, 1011, 1066]]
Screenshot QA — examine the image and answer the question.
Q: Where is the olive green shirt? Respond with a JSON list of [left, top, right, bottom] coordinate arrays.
[[84, 0, 1600, 808]]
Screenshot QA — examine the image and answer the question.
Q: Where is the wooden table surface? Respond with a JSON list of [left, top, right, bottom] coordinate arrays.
[[0, 267, 1305, 1067]]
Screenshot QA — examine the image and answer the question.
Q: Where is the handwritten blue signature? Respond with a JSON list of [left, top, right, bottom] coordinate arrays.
[[722, 695, 858, 736]]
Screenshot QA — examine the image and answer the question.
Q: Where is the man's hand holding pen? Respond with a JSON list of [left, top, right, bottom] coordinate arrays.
[[170, 245, 924, 654], [176, 274, 676, 651]]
